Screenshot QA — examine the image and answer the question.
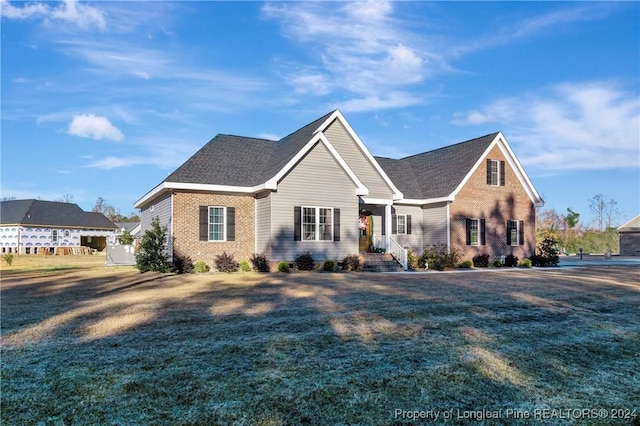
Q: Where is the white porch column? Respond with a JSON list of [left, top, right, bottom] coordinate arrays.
[[385, 204, 392, 250]]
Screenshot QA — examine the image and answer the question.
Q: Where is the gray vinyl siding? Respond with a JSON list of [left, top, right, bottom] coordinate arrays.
[[422, 202, 449, 247], [255, 191, 272, 258], [324, 119, 395, 199], [271, 141, 359, 261], [140, 192, 173, 257], [392, 205, 424, 253]]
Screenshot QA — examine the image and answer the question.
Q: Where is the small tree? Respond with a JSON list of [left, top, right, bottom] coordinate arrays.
[[116, 229, 134, 245], [135, 217, 171, 273]]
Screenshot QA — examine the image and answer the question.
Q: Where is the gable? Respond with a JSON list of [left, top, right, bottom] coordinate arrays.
[[322, 118, 398, 200]]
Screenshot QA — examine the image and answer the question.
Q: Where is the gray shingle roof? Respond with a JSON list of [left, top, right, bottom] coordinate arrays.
[[375, 133, 499, 199], [164, 111, 336, 186], [0, 199, 117, 229]]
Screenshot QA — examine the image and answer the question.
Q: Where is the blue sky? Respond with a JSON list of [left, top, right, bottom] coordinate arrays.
[[1, 1, 639, 226]]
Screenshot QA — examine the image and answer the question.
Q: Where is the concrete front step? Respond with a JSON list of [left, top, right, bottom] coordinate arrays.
[[360, 253, 404, 272]]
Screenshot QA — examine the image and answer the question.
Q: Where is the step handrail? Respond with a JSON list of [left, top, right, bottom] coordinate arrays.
[[387, 236, 408, 270]]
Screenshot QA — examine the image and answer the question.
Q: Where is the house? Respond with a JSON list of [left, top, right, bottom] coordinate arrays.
[[0, 199, 118, 254], [617, 215, 640, 256], [134, 110, 543, 269], [114, 222, 141, 240]]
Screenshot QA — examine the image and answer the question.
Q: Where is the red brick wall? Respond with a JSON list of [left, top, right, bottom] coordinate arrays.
[[172, 191, 255, 267], [449, 145, 536, 261]]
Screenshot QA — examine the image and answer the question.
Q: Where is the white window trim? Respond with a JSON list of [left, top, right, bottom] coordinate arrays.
[[396, 214, 407, 235], [301, 206, 334, 242], [208, 206, 226, 242], [469, 218, 480, 246]]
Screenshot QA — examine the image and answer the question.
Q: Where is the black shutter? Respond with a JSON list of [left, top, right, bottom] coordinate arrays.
[[466, 218, 472, 245], [486, 159, 492, 184], [294, 206, 301, 241], [506, 220, 513, 245], [333, 208, 340, 241], [199, 206, 208, 241], [480, 219, 486, 245], [500, 161, 506, 186], [391, 214, 397, 235], [226, 207, 235, 241], [519, 220, 525, 246], [406, 215, 412, 234]]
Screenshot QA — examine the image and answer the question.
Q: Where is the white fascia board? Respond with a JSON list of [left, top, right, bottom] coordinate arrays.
[[450, 132, 544, 207], [360, 197, 393, 205], [393, 196, 454, 206], [264, 132, 370, 196], [134, 181, 265, 209], [315, 109, 404, 200]]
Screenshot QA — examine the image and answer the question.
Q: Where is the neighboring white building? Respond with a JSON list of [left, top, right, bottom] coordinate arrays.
[[0, 199, 118, 254]]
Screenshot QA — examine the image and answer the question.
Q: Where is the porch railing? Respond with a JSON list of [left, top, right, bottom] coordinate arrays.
[[387, 236, 408, 270]]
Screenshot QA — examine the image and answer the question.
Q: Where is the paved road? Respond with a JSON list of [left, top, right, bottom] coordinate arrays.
[[558, 255, 640, 267]]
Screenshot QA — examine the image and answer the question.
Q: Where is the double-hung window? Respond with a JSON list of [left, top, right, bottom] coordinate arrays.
[[208, 207, 225, 241], [396, 214, 407, 235], [506, 220, 524, 246], [466, 218, 486, 246], [52, 230, 58, 244], [302, 206, 333, 241], [487, 159, 506, 186]]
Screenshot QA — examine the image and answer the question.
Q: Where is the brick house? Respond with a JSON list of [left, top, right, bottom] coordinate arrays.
[[134, 110, 543, 269]]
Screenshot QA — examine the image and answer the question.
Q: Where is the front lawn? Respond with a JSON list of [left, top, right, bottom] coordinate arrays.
[[1, 262, 639, 425]]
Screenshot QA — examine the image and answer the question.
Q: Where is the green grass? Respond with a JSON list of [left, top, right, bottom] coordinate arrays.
[[2, 263, 639, 425]]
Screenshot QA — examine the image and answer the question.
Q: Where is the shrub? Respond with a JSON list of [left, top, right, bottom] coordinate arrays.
[[532, 237, 560, 267], [323, 260, 336, 272], [277, 261, 290, 273], [460, 260, 473, 268], [407, 249, 419, 270], [239, 259, 252, 272], [136, 217, 171, 273], [342, 254, 361, 272], [419, 243, 460, 271], [173, 251, 194, 274], [250, 253, 270, 273], [519, 258, 532, 268], [472, 253, 490, 268], [295, 251, 315, 271], [116, 229, 135, 245], [492, 259, 503, 268], [504, 254, 519, 267], [3, 253, 14, 266], [370, 247, 386, 253], [214, 252, 238, 273], [194, 260, 210, 273]]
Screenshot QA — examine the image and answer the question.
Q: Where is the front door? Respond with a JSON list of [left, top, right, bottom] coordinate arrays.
[[359, 215, 372, 252]]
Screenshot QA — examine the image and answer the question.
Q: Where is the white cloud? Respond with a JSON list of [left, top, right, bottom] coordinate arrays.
[[1, 0, 106, 29], [451, 81, 640, 171], [68, 114, 124, 141]]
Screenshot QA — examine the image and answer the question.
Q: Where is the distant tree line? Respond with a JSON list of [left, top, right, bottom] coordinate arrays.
[[536, 193, 622, 254]]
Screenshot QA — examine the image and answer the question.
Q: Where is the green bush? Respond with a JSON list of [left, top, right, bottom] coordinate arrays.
[[460, 260, 473, 268], [519, 258, 532, 268], [116, 229, 134, 245], [214, 252, 238, 273], [323, 260, 336, 272], [194, 260, 210, 273], [342, 254, 361, 272], [277, 261, 290, 273], [295, 251, 315, 271], [472, 253, 490, 267], [419, 243, 460, 271], [531, 237, 560, 267], [3, 253, 14, 266], [239, 259, 251, 272], [250, 253, 270, 272], [136, 217, 171, 273], [492, 259, 503, 267], [407, 249, 419, 270]]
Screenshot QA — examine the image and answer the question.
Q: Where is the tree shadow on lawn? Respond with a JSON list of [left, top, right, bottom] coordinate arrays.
[[1, 266, 639, 425]]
